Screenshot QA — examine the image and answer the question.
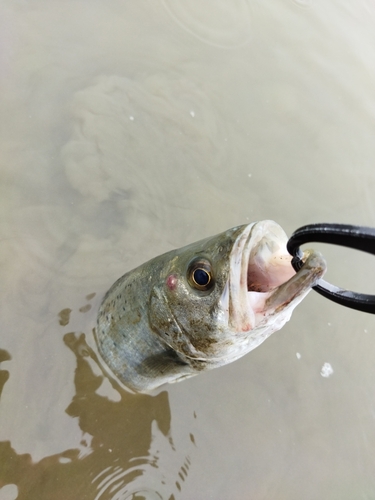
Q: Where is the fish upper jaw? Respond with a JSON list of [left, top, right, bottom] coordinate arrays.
[[223, 220, 327, 357]]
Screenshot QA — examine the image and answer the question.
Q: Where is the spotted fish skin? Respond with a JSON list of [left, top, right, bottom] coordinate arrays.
[[96, 221, 326, 392]]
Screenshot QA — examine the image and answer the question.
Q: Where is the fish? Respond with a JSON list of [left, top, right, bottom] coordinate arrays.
[[95, 220, 326, 392]]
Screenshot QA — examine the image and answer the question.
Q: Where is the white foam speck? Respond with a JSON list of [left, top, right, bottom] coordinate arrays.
[[320, 362, 333, 378], [190, 110, 195, 117], [0, 484, 18, 500], [248, 173, 252, 177], [327, 322, 331, 326], [296, 352, 301, 360], [129, 115, 134, 121]]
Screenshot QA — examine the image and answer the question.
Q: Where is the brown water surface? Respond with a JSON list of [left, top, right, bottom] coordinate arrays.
[[1, 0, 375, 498]]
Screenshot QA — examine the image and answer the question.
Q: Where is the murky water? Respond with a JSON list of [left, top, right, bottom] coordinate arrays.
[[1, 0, 375, 498]]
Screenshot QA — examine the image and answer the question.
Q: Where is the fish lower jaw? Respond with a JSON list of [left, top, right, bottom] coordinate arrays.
[[205, 321, 290, 365], [229, 252, 325, 334]]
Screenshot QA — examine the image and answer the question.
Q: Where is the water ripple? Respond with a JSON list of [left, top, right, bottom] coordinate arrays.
[[162, 0, 253, 48]]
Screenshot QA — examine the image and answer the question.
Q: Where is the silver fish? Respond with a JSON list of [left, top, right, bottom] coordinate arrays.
[[95, 220, 326, 392]]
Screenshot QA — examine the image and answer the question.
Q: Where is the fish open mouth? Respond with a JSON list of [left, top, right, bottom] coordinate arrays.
[[227, 220, 326, 337]]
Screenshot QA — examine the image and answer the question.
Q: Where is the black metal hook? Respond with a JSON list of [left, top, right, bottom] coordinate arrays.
[[287, 223, 375, 314]]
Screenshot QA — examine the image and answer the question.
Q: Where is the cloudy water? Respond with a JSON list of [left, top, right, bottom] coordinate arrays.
[[1, 0, 375, 498]]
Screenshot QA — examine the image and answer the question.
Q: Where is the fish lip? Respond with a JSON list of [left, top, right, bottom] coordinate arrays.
[[264, 248, 326, 312], [227, 220, 327, 333]]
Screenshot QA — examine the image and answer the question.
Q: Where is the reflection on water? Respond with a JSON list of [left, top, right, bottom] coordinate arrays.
[[0, 326, 192, 499], [1, 0, 375, 497]]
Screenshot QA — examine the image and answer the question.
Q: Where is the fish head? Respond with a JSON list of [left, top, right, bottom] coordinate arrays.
[[149, 220, 326, 369]]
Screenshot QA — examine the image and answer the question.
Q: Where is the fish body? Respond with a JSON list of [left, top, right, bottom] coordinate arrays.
[[96, 221, 326, 392]]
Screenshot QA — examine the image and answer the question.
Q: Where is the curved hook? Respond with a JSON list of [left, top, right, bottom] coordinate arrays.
[[287, 223, 375, 314]]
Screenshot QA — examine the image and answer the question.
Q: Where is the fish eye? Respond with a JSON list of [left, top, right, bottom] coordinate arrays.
[[188, 259, 214, 292]]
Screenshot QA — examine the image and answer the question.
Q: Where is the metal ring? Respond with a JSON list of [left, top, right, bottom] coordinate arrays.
[[287, 223, 375, 314]]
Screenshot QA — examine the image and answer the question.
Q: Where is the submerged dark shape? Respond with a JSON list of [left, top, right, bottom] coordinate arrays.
[[95, 220, 326, 392]]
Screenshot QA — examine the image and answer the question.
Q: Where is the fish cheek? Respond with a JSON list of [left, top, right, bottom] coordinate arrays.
[[148, 286, 183, 342]]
